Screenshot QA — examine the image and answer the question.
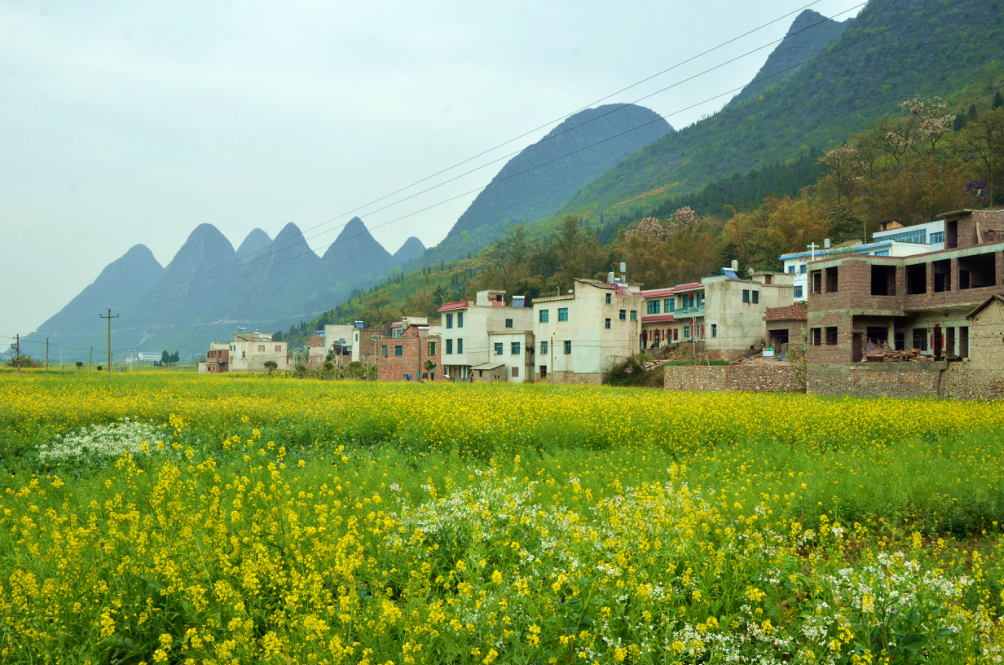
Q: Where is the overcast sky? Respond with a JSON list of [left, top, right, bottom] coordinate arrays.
[[1, 0, 865, 337]]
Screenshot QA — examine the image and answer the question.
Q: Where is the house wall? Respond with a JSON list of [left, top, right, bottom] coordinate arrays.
[[229, 339, 289, 372], [703, 274, 794, 358], [807, 362, 946, 398], [488, 331, 535, 383], [440, 303, 534, 379], [534, 281, 642, 383], [376, 328, 442, 381]]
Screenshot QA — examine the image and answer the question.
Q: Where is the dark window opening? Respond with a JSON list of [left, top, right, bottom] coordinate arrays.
[[894, 331, 905, 351], [946, 327, 955, 358], [946, 220, 958, 248], [906, 264, 927, 294], [539, 366, 547, 379], [958, 252, 996, 289], [959, 326, 969, 358], [811, 328, 821, 346], [769, 329, 789, 347], [505, 318, 513, 328], [811, 271, 822, 295], [825, 267, 839, 293], [933, 259, 951, 292], [912, 328, 928, 352], [752, 290, 759, 304], [871, 265, 897, 296], [866, 327, 889, 346], [825, 326, 838, 346], [742, 289, 750, 303], [933, 326, 943, 360]]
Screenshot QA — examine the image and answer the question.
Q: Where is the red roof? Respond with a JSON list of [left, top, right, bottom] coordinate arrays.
[[673, 282, 704, 292], [642, 314, 676, 323], [639, 287, 676, 298], [437, 301, 469, 312]]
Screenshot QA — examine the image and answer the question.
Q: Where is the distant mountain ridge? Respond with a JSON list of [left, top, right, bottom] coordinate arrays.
[[445, 104, 673, 241], [558, 0, 1004, 219], [23, 218, 418, 359]]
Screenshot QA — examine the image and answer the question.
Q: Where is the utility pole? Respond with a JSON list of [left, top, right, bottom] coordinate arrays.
[[46, 338, 49, 375], [99, 308, 119, 378], [14, 334, 20, 374], [89, 346, 93, 373]]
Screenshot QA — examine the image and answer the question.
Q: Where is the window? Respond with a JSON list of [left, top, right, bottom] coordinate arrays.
[[871, 265, 896, 296], [630, 310, 637, 321], [906, 264, 927, 294], [428, 341, 436, 356], [811, 271, 822, 294], [697, 293, 705, 308], [605, 318, 611, 329], [446, 313, 453, 329], [873, 250, 890, 257], [457, 312, 464, 328], [511, 366, 519, 378], [912, 328, 928, 352], [505, 318, 513, 328], [258, 345, 265, 352], [673, 329, 679, 341], [711, 324, 717, 338], [794, 286, 803, 299], [539, 309, 549, 323], [930, 231, 945, 244], [933, 259, 951, 292], [684, 325, 691, 338], [558, 308, 568, 322], [446, 339, 453, 354], [275, 345, 281, 352], [511, 342, 521, 355], [825, 327, 838, 346], [394, 345, 403, 356], [787, 265, 795, 274], [959, 326, 969, 358], [825, 267, 838, 292], [605, 294, 611, 304], [665, 298, 675, 312], [752, 290, 759, 304], [742, 289, 750, 303], [563, 340, 571, 354], [381, 345, 388, 356], [799, 264, 807, 275], [811, 328, 822, 346], [540, 341, 548, 354], [494, 343, 503, 355], [619, 309, 627, 320], [457, 338, 463, 354], [647, 300, 660, 315]]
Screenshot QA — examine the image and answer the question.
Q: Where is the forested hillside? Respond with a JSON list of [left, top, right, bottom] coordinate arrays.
[[559, 0, 1004, 220]]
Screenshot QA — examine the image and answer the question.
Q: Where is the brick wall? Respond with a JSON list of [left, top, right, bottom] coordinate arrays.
[[806, 363, 945, 398], [664, 364, 804, 392], [546, 371, 605, 385], [376, 328, 442, 381]]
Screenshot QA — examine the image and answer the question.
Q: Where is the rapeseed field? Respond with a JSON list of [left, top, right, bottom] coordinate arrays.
[[2, 371, 1003, 664]]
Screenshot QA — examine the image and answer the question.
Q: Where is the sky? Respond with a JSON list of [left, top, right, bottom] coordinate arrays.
[[0, 0, 866, 338]]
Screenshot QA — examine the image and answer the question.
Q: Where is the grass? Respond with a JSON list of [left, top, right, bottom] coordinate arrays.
[[2, 371, 1003, 663]]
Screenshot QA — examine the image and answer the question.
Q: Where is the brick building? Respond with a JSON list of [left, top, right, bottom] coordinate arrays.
[[376, 323, 442, 382], [764, 303, 807, 351], [805, 209, 1004, 365]]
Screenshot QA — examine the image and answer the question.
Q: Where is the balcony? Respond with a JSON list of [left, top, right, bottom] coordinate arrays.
[[672, 305, 705, 318]]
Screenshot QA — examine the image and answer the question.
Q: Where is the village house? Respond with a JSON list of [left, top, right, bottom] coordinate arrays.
[[200, 332, 289, 373], [764, 303, 808, 351], [375, 319, 442, 382], [534, 279, 642, 384], [803, 209, 1004, 397], [437, 291, 533, 381], [324, 322, 383, 365], [307, 334, 327, 368], [484, 329, 535, 383]]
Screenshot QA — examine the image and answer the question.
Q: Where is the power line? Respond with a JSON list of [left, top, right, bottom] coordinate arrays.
[[109, 0, 963, 320], [98, 1, 851, 314]]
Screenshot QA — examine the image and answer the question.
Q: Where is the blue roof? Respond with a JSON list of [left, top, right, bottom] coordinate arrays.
[[722, 269, 739, 279], [780, 241, 894, 261]]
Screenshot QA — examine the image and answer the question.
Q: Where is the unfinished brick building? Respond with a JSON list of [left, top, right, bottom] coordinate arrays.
[[806, 210, 1004, 364], [376, 324, 442, 382]]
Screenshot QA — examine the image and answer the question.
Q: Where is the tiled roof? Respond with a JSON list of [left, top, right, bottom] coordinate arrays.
[[639, 287, 676, 298], [673, 282, 703, 292], [437, 301, 469, 312], [764, 304, 808, 321], [642, 314, 676, 323]]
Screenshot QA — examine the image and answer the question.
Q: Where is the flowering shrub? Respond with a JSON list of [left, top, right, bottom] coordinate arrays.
[[37, 417, 169, 463]]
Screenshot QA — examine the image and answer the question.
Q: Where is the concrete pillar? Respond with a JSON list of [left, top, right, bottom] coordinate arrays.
[[951, 258, 959, 292]]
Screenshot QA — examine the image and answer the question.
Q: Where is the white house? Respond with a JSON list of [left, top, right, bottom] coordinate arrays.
[[437, 290, 534, 381], [533, 279, 643, 384], [228, 332, 289, 372]]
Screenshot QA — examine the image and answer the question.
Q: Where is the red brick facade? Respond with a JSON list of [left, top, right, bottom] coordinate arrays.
[[376, 326, 442, 381]]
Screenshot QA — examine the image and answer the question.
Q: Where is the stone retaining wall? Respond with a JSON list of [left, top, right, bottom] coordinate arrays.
[[807, 362, 946, 398], [664, 364, 804, 393]]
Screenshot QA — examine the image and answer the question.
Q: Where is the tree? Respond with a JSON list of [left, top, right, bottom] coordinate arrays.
[[965, 107, 1004, 206], [75, 361, 83, 369], [993, 91, 1003, 109], [170, 351, 180, 364], [423, 359, 437, 379], [264, 360, 278, 374], [161, 350, 170, 366]]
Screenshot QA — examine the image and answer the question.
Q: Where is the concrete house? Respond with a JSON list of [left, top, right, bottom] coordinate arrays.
[[227, 332, 289, 372], [702, 270, 795, 358], [199, 342, 230, 373], [324, 323, 382, 364], [486, 330, 535, 383], [533, 279, 642, 384], [437, 291, 533, 381]]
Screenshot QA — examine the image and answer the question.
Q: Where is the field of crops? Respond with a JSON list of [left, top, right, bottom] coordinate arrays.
[[2, 371, 1004, 664]]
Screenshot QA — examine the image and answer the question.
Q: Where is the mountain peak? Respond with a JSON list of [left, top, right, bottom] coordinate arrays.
[[322, 216, 394, 281], [236, 228, 272, 263], [393, 236, 426, 265]]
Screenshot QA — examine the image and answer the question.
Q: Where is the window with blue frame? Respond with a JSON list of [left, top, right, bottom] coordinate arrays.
[[511, 342, 520, 355], [540, 341, 548, 354], [647, 300, 660, 314], [446, 313, 453, 329], [665, 298, 675, 312], [494, 343, 503, 355], [558, 308, 568, 322], [873, 250, 890, 256], [458, 312, 464, 328], [563, 340, 571, 354], [457, 338, 463, 353], [930, 231, 945, 244], [794, 286, 803, 298], [539, 309, 549, 323]]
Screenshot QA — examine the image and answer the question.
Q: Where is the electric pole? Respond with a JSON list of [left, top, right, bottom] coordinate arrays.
[[46, 338, 49, 375], [15, 334, 20, 375], [89, 346, 93, 373], [100, 308, 119, 378]]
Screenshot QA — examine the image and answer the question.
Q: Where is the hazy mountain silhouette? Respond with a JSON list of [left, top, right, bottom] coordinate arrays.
[[322, 217, 395, 284], [393, 237, 426, 265], [235, 228, 272, 263]]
